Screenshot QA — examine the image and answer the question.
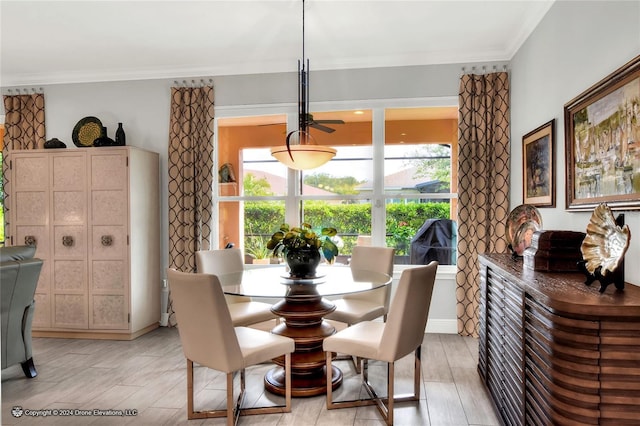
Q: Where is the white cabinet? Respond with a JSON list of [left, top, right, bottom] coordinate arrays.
[[8, 147, 160, 340]]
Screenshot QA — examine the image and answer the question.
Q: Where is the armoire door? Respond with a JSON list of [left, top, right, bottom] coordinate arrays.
[[89, 150, 129, 330], [51, 152, 88, 329], [10, 152, 52, 328]]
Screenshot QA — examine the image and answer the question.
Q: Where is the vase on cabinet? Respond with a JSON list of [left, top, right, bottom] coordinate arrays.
[[115, 123, 126, 146], [93, 126, 115, 147]]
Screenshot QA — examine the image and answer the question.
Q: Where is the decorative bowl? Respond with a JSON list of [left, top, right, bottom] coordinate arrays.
[[506, 204, 543, 255], [581, 203, 631, 275]]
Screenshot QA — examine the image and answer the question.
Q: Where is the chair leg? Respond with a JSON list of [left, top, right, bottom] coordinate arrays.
[[325, 346, 423, 426], [333, 353, 361, 373], [186, 359, 195, 419], [414, 345, 421, 399], [353, 356, 362, 374], [326, 352, 376, 410], [227, 372, 236, 426], [186, 356, 292, 422], [21, 357, 37, 378], [387, 362, 394, 425]]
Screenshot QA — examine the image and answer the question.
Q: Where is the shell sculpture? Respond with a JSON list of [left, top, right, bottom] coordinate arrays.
[[580, 203, 630, 285]]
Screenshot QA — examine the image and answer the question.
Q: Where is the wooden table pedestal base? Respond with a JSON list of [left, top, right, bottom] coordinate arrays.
[[265, 284, 343, 397]]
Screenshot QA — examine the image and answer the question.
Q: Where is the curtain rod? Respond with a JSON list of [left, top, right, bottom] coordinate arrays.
[[3, 87, 44, 95], [460, 65, 508, 75], [172, 78, 213, 87]]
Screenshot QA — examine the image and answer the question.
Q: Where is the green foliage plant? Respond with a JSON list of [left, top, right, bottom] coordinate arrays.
[[267, 223, 339, 264], [245, 201, 450, 256], [244, 235, 272, 260]]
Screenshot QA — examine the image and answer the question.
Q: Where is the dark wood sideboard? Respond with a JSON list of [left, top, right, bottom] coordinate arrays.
[[478, 253, 640, 425]]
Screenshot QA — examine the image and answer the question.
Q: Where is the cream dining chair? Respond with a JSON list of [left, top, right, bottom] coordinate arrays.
[[325, 246, 395, 324], [195, 249, 277, 326], [167, 269, 294, 425], [325, 246, 395, 372], [323, 261, 438, 426]]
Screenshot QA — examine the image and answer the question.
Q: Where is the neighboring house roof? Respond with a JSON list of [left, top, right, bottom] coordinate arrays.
[[244, 170, 334, 196], [357, 167, 427, 191]]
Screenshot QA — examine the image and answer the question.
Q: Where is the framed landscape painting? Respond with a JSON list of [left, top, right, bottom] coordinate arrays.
[[564, 55, 640, 211], [523, 119, 555, 207]]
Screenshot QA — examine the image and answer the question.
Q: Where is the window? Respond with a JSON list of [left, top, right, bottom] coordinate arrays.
[[215, 104, 458, 265]]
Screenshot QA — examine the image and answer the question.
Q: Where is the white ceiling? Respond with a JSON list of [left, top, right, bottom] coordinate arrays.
[[0, 0, 554, 87]]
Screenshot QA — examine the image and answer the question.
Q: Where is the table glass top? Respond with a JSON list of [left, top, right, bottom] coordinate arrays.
[[217, 265, 391, 298]]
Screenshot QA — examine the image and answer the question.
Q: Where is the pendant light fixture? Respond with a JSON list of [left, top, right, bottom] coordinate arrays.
[[271, 0, 337, 170]]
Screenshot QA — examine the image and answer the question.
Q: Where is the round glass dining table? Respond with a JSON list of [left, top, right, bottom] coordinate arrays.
[[216, 265, 392, 397]]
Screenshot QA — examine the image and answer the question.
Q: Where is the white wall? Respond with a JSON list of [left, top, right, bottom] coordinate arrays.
[[510, 0, 640, 285]]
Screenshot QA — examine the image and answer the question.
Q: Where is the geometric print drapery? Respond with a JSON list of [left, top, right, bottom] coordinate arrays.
[[2, 93, 46, 244], [456, 72, 510, 337], [167, 86, 215, 274], [2, 93, 46, 151]]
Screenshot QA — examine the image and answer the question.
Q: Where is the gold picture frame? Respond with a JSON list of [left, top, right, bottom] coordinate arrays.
[[564, 55, 640, 211], [523, 119, 555, 207]]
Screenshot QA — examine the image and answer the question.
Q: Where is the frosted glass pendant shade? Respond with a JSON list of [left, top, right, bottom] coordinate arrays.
[[271, 144, 336, 170], [271, 129, 336, 170]]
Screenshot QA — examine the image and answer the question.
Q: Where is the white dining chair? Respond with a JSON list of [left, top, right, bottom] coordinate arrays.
[[195, 249, 277, 327], [323, 261, 438, 426], [325, 246, 394, 371], [168, 269, 294, 425], [325, 246, 395, 324]]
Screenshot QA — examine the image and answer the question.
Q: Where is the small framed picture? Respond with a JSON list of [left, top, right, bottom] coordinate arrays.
[[523, 119, 555, 207]]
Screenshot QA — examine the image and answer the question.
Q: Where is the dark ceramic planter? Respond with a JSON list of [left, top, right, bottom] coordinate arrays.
[[285, 247, 321, 278]]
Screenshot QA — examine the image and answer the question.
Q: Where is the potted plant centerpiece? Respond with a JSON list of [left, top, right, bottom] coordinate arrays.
[[267, 223, 339, 278]]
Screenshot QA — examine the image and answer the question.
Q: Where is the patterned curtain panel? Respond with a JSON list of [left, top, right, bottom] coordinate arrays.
[[456, 72, 510, 337], [3, 94, 46, 150], [167, 86, 214, 273], [2, 93, 46, 244]]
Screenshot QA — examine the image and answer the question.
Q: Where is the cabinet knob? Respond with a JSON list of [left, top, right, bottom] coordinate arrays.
[[62, 235, 74, 247], [101, 235, 113, 246], [25, 235, 37, 246]]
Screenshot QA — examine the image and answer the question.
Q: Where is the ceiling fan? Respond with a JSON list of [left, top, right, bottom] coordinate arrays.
[[261, 102, 344, 134], [265, 0, 344, 135], [270, 0, 339, 170], [301, 113, 344, 134], [260, 113, 343, 133], [294, 57, 344, 134]]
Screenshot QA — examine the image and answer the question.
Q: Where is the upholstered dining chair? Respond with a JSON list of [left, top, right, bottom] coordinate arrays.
[[325, 246, 395, 372], [323, 261, 438, 426], [325, 246, 395, 325], [195, 249, 277, 326], [168, 269, 295, 425]]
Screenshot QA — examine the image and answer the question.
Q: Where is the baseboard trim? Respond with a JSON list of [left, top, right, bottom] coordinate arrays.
[[33, 323, 158, 340], [426, 319, 457, 334]]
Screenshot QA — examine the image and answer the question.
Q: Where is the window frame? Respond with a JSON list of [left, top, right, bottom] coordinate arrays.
[[213, 97, 459, 266]]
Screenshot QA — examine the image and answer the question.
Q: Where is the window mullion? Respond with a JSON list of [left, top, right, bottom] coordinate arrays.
[[371, 107, 386, 246]]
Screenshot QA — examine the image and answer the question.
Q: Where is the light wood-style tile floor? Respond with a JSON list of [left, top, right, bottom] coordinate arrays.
[[2, 327, 499, 425]]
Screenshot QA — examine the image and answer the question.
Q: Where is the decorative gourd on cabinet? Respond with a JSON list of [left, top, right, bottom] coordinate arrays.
[[7, 147, 160, 340]]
